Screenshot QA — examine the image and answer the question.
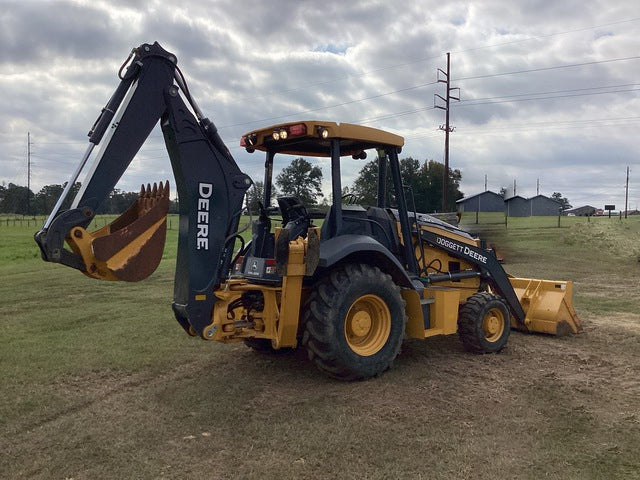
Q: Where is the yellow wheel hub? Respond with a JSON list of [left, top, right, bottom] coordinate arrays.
[[344, 294, 391, 356], [483, 308, 505, 342]]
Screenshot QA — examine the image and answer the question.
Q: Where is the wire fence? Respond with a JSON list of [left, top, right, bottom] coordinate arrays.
[[0, 215, 180, 230], [2, 212, 635, 231], [458, 211, 637, 230]]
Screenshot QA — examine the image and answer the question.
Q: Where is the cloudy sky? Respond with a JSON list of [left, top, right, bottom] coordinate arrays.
[[1, 0, 639, 210]]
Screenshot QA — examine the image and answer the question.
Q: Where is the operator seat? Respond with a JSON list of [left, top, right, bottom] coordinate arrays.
[[277, 196, 310, 240]]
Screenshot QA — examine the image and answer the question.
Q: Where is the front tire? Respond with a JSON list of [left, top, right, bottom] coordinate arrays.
[[302, 263, 406, 380], [458, 292, 510, 353]]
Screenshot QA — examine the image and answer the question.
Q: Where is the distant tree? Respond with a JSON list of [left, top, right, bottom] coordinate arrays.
[[400, 157, 422, 209], [168, 196, 179, 214], [275, 158, 323, 206], [551, 192, 572, 211], [0, 183, 33, 215], [350, 157, 462, 212], [246, 181, 264, 214], [34, 182, 81, 215], [64, 182, 82, 209], [114, 190, 140, 213], [96, 189, 139, 214], [351, 159, 379, 206], [245, 180, 278, 213], [34, 184, 63, 215]]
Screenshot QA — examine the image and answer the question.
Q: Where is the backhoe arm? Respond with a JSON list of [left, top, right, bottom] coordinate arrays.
[[35, 42, 252, 335]]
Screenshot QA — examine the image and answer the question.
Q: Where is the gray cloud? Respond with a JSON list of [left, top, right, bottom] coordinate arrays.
[[1, 0, 639, 211]]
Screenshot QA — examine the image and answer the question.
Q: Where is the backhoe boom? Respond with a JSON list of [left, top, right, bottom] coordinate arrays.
[[35, 42, 251, 335]]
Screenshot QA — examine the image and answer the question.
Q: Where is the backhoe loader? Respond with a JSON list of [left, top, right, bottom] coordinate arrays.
[[35, 42, 581, 380]]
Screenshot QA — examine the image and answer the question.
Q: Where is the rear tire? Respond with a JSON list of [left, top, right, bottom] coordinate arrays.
[[458, 292, 510, 353], [302, 263, 406, 380]]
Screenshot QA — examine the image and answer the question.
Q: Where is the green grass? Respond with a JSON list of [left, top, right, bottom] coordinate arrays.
[[1, 214, 639, 479]]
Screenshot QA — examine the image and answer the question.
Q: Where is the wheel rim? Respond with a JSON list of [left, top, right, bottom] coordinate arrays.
[[344, 294, 391, 356], [483, 307, 506, 343]]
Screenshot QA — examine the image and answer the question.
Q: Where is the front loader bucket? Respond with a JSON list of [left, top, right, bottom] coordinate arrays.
[[509, 277, 582, 335], [67, 181, 170, 282]]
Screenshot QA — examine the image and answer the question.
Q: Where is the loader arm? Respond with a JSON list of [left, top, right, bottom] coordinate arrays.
[[418, 229, 527, 326], [34, 42, 252, 335]]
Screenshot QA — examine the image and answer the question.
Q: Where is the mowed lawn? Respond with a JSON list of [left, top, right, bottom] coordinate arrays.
[[1, 214, 639, 479]]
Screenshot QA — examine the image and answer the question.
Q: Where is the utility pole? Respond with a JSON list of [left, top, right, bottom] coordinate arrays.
[[536, 178, 540, 196], [27, 132, 32, 216], [625, 166, 629, 219], [435, 52, 460, 212], [485, 174, 488, 192]]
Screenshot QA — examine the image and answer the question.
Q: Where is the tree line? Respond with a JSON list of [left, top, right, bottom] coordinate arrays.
[[246, 156, 463, 214], [0, 182, 179, 216], [2, 156, 462, 216]]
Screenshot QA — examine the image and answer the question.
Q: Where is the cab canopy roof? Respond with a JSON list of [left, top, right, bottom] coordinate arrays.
[[240, 120, 404, 157]]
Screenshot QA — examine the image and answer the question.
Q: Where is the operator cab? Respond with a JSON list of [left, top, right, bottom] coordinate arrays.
[[236, 120, 420, 283]]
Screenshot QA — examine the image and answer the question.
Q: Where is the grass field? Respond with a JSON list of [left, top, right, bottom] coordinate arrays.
[[1, 214, 639, 479]]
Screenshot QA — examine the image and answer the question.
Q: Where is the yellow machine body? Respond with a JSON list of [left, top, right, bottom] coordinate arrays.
[[197, 218, 581, 350], [202, 228, 319, 348]]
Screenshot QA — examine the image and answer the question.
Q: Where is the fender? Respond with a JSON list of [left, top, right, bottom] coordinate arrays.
[[318, 234, 414, 288]]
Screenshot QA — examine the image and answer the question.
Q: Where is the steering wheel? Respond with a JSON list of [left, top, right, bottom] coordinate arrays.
[[341, 193, 359, 205]]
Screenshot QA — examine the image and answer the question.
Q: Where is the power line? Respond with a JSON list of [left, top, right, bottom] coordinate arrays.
[[217, 56, 639, 130], [218, 80, 439, 129], [355, 105, 437, 124], [457, 82, 640, 103], [454, 87, 640, 108], [9, 58, 640, 159], [13, 62, 640, 170], [454, 56, 640, 82], [353, 84, 639, 128], [401, 116, 640, 142]]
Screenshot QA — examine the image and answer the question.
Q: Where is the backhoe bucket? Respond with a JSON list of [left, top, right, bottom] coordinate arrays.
[[67, 181, 170, 282], [509, 277, 582, 335]]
